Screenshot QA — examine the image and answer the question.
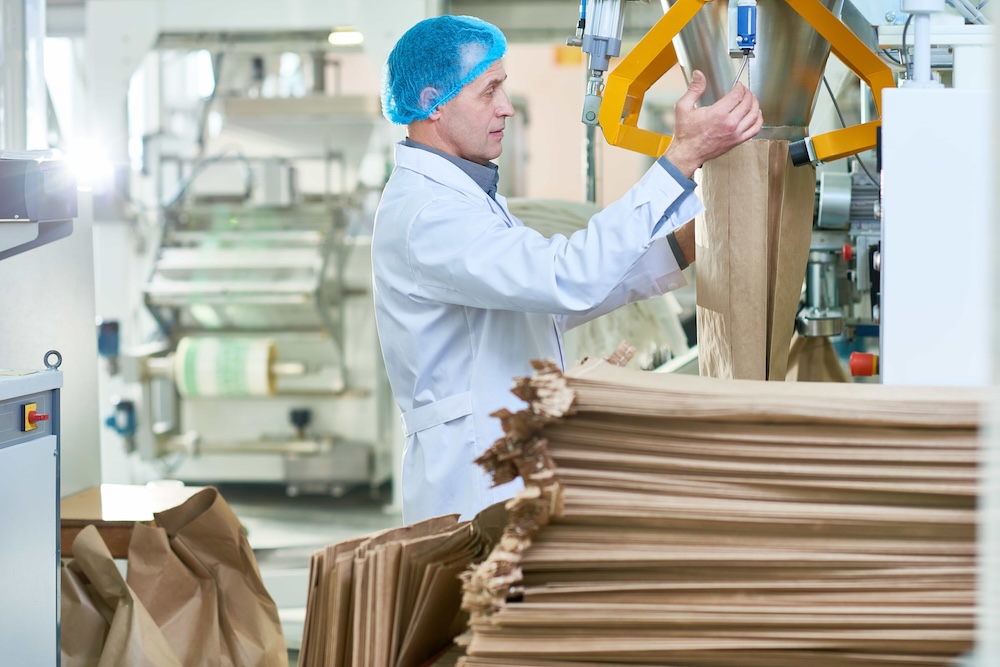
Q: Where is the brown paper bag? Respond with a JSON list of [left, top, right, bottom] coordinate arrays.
[[786, 332, 849, 382], [126, 522, 221, 666], [696, 140, 815, 380], [61, 558, 110, 665], [61, 524, 182, 667], [299, 503, 508, 667], [127, 487, 288, 667]]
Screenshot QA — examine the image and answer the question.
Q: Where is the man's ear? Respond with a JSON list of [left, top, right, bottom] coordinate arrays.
[[419, 87, 441, 119]]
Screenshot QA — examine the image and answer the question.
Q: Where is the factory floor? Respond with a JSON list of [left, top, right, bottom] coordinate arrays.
[[218, 481, 404, 664]]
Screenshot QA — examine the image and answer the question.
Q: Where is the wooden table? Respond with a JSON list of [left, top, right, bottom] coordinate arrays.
[[60, 483, 205, 558]]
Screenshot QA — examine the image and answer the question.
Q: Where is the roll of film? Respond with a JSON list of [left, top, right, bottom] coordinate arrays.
[[174, 337, 277, 398]]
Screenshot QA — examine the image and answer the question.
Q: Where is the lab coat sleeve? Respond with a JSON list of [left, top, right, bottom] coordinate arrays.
[[404, 163, 700, 315], [556, 161, 703, 330], [556, 237, 685, 332], [555, 186, 703, 332]]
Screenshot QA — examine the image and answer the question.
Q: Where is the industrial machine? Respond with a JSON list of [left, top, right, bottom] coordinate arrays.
[[0, 153, 77, 666], [569, 0, 991, 386], [0, 355, 62, 665], [93, 35, 401, 497]]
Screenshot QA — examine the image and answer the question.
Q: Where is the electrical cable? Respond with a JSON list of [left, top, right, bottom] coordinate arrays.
[[872, 26, 905, 71], [821, 76, 878, 187], [901, 14, 914, 79], [881, 49, 903, 65], [878, 51, 907, 72]]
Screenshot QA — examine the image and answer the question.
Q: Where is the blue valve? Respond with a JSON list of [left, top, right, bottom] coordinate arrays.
[[737, 0, 757, 51], [96, 318, 120, 358], [105, 399, 136, 438]]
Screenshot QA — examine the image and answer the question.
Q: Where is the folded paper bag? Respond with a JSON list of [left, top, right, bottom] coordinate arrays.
[[61, 524, 182, 667], [128, 487, 288, 667]]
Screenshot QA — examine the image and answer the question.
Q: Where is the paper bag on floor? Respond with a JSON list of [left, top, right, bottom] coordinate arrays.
[[61, 524, 182, 667], [696, 140, 815, 380], [127, 487, 288, 667]]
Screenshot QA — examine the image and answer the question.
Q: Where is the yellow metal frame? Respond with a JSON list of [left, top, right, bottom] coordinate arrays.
[[599, 0, 709, 157], [599, 0, 896, 163]]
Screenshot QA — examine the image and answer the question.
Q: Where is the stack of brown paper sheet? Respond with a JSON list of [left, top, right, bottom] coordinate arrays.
[[696, 140, 817, 381], [462, 355, 980, 666], [299, 503, 507, 667]]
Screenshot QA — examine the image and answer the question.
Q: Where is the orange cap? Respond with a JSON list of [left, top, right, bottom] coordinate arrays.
[[849, 352, 879, 377]]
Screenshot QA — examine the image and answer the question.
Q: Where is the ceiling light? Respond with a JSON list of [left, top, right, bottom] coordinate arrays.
[[328, 29, 364, 47]]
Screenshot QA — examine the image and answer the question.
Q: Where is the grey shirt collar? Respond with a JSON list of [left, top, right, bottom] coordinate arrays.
[[402, 138, 499, 200]]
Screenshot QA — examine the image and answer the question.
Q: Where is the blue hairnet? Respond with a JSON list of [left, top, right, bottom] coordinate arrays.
[[382, 15, 507, 125]]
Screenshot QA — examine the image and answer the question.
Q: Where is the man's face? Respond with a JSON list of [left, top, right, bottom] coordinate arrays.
[[434, 60, 514, 165]]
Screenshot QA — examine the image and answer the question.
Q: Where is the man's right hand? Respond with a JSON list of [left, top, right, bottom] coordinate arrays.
[[663, 69, 763, 179]]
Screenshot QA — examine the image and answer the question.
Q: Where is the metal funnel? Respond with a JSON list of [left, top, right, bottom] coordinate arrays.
[[668, 0, 845, 140]]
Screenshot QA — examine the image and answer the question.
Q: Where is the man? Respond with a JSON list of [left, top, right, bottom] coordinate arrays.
[[373, 15, 762, 524]]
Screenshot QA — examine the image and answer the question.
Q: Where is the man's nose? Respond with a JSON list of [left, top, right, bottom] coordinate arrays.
[[497, 90, 515, 117]]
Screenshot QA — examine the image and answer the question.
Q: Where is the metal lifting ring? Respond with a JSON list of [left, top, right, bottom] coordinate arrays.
[[44, 350, 63, 370]]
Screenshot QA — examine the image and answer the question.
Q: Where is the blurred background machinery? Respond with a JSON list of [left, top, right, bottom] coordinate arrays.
[[93, 32, 402, 497]]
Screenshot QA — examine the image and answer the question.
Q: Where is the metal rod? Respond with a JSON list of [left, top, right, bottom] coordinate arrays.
[[731, 54, 749, 90], [585, 123, 597, 204], [271, 362, 307, 376]]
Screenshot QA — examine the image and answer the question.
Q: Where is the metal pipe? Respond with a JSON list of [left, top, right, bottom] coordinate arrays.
[[1, 0, 46, 150], [911, 13, 932, 84], [805, 250, 840, 310], [949, 0, 989, 24]]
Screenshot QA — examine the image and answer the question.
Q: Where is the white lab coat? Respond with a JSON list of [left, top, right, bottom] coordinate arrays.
[[372, 142, 703, 524]]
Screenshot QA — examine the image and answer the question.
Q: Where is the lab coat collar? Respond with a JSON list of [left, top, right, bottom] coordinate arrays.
[[394, 142, 496, 207], [401, 138, 499, 200]]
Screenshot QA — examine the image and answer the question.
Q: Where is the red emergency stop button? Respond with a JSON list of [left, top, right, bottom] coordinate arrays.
[[843, 243, 854, 262], [850, 352, 879, 377]]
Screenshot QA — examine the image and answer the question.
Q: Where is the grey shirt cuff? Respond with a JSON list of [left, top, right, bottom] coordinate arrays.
[[656, 155, 697, 193], [666, 230, 690, 271]]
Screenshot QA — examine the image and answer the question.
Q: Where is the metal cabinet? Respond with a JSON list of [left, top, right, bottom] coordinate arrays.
[[0, 364, 61, 665]]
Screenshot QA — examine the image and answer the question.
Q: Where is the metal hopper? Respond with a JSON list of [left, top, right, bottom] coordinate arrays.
[[669, 0, 846, 141]]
